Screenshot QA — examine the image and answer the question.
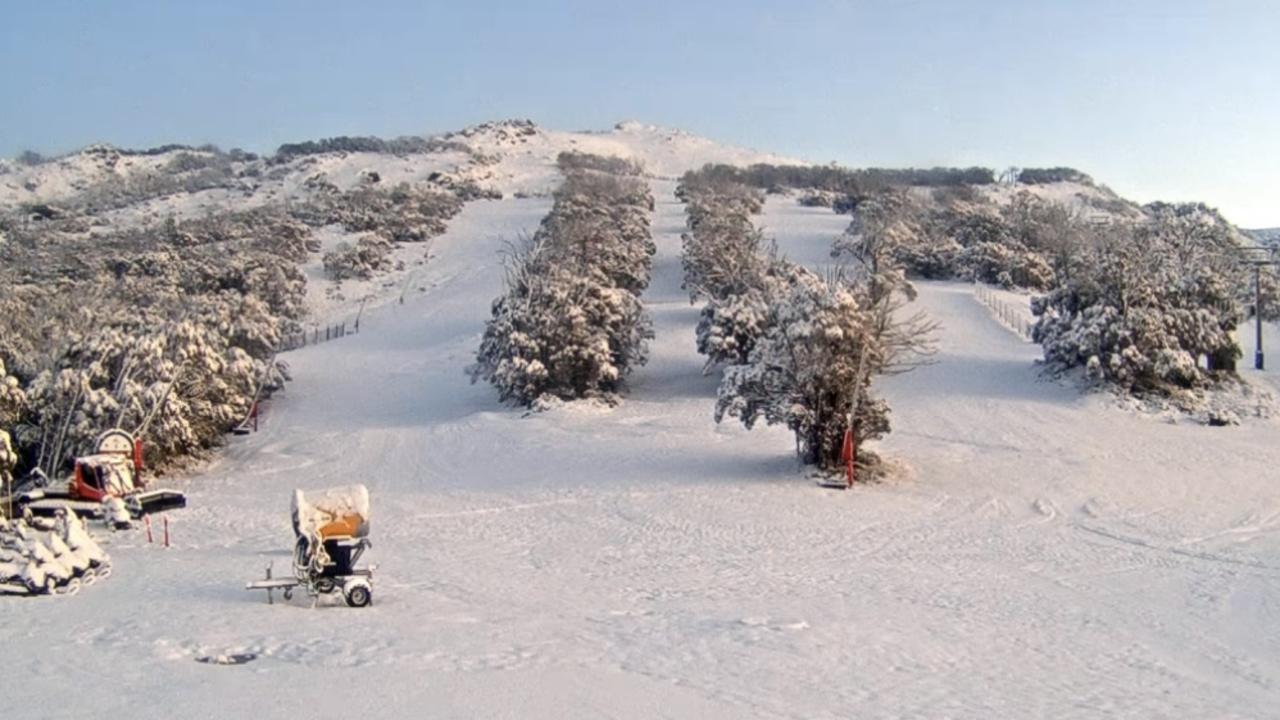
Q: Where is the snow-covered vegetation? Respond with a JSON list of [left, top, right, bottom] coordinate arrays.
[[2, 119, 1279, 718], [0, 209, 299, 475], [0, 121, 803, 481], [470, 153, 656, 406], [770, 164, 1276, 410], [677, 170, 934, 473], [1032, 203, 1269, 397], [0, 155, 471, 479]]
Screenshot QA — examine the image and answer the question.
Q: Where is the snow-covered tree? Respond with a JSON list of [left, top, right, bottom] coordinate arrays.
[[20, 318, 281, 474], [0, 358, 24, 429], [715, 268, 894, 470], [678, 179, 766, 303], [323, 235, 395, 280], [473, 256, 651, 406], [832, 190, 1064, 291], [1033, 204, 1247, 392], [0, 428, 15, 491], [472, 157, 655, 407]]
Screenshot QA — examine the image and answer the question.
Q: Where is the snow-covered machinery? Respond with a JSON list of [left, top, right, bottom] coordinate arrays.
[[0, 510, 110, 596], [13, 429, 187, 521], [246, 485, 374, 608]]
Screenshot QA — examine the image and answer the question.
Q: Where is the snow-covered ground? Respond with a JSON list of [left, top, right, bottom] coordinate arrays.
[[5, 182, 1280, 719]]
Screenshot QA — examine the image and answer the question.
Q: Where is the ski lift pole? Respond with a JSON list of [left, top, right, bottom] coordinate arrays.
[[1239, 248, 1277, 371]]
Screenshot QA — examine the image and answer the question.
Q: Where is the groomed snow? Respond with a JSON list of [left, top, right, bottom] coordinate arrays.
[[5, 183, 1280, 719]]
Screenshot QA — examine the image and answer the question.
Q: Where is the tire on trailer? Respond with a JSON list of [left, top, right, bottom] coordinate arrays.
[[344, 582, 371, 608]]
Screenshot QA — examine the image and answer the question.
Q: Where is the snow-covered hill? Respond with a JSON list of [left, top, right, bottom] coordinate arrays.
[[0, 120, 798, 212], [0, 120, 804, 323], [5, 174, 1279, 718]]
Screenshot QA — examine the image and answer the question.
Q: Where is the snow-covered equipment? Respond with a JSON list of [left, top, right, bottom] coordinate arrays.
[[12, 429, 186, 520], [246, 485, 374, 608], [0, 513, 109, 596]]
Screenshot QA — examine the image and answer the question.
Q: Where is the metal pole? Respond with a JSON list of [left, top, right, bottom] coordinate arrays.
[[1257, 264, 1265, 370]]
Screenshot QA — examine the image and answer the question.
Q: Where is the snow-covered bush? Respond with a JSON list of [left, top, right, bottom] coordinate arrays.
[[715, 268, 894, 470], [831, 190, 1062, 291], [696, 288, 772, 369], [0, 359, 24, 429], [676, 175, 781, 372], [472, 157, 655, 407], [1017, 167, 1094, 185], [19, 318, 282, 473], [0, 429, 15, 489], [473, 259, 651, 405], [0, 198, 305, 477], [678, 169, 933, 474], [535, 171, 656, 295], [298, 182, 463, 244], [678, 177, 767, 303], [323, 235, 394, 281], [556, 151, 644, 177], [1033, 204, 1247, 393]]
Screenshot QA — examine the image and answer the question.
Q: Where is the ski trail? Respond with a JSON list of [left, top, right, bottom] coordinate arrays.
[[5, 190, 1280, 720]]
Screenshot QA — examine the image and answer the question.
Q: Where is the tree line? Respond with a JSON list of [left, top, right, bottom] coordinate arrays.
[[470, 153, 656, 407]]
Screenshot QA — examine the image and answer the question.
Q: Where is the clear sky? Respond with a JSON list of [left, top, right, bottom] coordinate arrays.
[[2, 1, 1277, 226]]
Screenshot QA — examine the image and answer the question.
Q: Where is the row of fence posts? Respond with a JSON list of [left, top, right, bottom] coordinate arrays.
[[238, 304, 367, 436], [277, 299, 368, 354], [276, 319, 358, 353], [974, 284, 1035, 341]]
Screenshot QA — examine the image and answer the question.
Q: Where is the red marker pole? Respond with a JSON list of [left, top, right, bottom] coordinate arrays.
[[144, 515, 154, 544], [163, 517, 170, 548]]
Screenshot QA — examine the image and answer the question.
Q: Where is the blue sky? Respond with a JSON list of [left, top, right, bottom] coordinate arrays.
[[2, 1, 1277, 225]]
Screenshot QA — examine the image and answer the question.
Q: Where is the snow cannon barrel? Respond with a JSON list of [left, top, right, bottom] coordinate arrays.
[[291, 485, 370, 541]]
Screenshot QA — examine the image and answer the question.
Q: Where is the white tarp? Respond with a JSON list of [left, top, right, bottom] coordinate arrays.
[[290, 484, 370, 540]]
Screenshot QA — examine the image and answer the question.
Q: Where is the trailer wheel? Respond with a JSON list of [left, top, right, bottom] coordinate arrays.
[[344, 583, 371, 608]]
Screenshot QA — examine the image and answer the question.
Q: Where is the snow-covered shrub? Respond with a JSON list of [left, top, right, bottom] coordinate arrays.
[[797, 191, 834, 208], [696, 286, 773, 370], [678, 177, 767, 303], [0, 198, 305, 477], [473, 260, 651, 405], [322, 235, 394, 281], [299, 182, 463, 245], [272, 134, 471, 162], [556, 151, 644, 177], [535, 171, 656, 295], [1033, 204, 1247, 393], [20, 318, 281, 473], [0, 359, 24, 429], [832, 190, 1062, 291], [677, 168, 933, 474], [715, 268, 894, 470], [962, 240, 1055, 290], [676, 175, 780, 373], [0, 429, 15, 488], [1017, 167, 1094, 185], [472, 156, 655, 407]]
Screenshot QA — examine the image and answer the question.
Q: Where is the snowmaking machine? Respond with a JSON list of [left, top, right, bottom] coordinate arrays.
[[246, 484, 374, 608], [11, 429, 186, 522]]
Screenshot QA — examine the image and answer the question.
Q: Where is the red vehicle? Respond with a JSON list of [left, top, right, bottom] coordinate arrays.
[[15, 430, 186, 519]]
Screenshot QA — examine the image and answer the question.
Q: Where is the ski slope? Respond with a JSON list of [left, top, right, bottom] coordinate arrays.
[[6, 184, 1280, 720]]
